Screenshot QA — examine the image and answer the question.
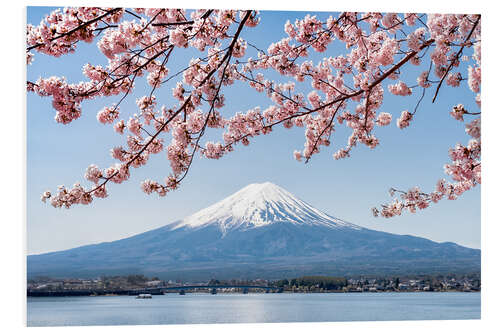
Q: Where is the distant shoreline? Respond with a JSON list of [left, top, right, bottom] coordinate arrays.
[[27, 273, 481, 297], [27, 289, 480, 297]]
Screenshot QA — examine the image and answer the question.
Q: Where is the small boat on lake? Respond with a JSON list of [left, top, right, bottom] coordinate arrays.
[[136, 293, 152, 299]]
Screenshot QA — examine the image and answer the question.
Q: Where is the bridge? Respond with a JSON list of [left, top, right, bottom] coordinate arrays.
[[148, 285, 283, 295]]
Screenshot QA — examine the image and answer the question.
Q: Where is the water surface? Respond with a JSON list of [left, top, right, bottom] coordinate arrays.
[[27, 292, 480, 327]]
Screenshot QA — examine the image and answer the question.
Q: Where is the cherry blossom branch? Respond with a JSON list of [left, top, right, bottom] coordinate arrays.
[[218, 38, 435, 156], [304, 102, 343, 164], [27, 8, 122, 51], [177, 11, 252, 183], [151, 9, 214, 27], [431, 15, 480, 103]]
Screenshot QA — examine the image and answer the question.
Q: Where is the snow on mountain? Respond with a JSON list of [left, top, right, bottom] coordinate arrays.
[[172, 182, 362, 233]]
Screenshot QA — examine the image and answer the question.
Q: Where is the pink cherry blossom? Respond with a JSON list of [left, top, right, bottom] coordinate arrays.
[[450, 104, 466, 121], [97, 106, 119, 124], [376, 112, 392, 126], [388, 81, 412, 96], [114, 120, 126, 134], [396, 111, 413, 129]]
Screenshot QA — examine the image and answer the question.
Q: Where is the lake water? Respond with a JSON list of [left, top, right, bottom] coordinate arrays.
[[27, 292, 480, 327]]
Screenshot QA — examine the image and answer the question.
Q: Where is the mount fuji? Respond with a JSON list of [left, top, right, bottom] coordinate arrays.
[[28, 182, 480, 280]]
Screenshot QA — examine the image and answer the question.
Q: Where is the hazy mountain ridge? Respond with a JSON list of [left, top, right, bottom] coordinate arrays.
[[28, 182, 480, 280]]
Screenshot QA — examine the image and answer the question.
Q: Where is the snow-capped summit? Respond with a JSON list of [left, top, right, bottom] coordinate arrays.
[[172, 182, 361, 233]]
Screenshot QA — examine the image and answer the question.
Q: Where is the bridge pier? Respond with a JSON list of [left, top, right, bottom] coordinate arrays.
[[161, 285, 280, 294]]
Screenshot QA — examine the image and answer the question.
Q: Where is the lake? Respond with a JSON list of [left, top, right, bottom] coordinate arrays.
[[27, 292, 480, 327]]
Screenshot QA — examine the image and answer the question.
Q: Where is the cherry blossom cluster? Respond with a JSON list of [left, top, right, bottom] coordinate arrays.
[[27, 7, 124, 57], [388, 81, 412, 96], [396, 111, 413, 129], [27, 8, 480, 216]]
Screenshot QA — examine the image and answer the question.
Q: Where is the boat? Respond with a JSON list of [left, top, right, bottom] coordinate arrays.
[[136, 293, 152, 299]]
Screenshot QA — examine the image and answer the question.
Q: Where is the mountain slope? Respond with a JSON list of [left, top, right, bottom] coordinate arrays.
[[28, 182, 480, 280]]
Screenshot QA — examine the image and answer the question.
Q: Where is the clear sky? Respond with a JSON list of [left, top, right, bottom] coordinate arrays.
[[27, 6, 480, 254]]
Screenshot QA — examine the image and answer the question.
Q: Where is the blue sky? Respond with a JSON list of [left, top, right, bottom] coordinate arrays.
[[27, 6, 480, 254]]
